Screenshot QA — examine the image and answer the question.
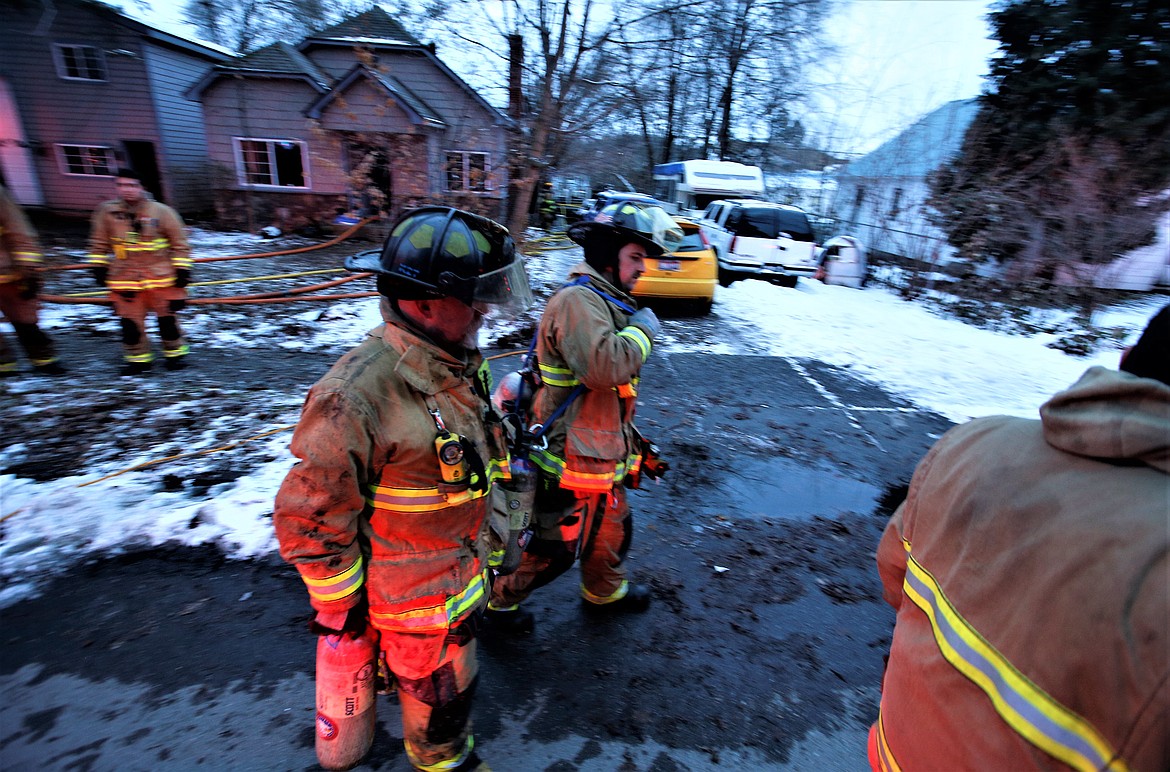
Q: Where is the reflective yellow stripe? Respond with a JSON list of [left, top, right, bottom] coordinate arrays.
[[163, 344, 190, 358], [366, 484, 488, 513], [617, 325, 651, 360], [874, 710, 903, 772], [300, 555, 365, 602], [538, 362, 580, 387], [87, 254, 111, 265], [172, 256, 193, 268], [14, 251, 43, 263], [124, 352, 154, 364], [406, 735, 474, 771], [902, 540, 1127, 771], [580, 578, 628, 604], [107, 276, 178, 291], [370, 570, 487, 633]]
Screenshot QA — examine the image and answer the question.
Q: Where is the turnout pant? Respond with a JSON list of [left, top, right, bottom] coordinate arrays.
[[491, 485, 633, 608], [0, 281, 56, 371], [110, 287, 188, 363], [382, 629, 479, 771]]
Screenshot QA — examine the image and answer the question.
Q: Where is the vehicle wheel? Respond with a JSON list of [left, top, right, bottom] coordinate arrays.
[[778, 275, 799, 288], [695, 298, 714, 316], [718, 265, 735, 288]]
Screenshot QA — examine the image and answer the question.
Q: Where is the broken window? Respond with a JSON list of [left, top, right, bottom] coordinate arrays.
[[235, 139, 308, 188], [58, 144, 116, 176], [444, 151, 490, 192]]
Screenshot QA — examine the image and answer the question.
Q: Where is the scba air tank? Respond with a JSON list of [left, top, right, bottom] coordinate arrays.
[[315, 628, 378, 770]]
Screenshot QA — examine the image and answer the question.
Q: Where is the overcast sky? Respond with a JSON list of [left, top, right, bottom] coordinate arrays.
[[126, 0, 999, 157]]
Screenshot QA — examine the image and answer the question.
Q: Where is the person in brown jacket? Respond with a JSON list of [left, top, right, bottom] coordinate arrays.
[[870, 304, 1169, 772], [274, 207, 532, 771], [87, 168, 192, 376], [0, 184, 64, 376], [485, 200, 682, 633]]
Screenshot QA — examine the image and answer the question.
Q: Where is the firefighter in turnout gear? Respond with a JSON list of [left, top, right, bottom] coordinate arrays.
[[274, 207, 532, 771], [87, 168, 192, 375], [486, 201, 682, 633], [0, 185, 64, 376], [870, 305, 1170, 772]]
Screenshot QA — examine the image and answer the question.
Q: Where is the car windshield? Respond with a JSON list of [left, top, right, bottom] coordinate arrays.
[[732, 208, 814, 241]]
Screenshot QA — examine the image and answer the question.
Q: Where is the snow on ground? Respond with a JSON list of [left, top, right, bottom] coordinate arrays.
[[1, 226, 1166, 607], [699, 279, 1165, 424]]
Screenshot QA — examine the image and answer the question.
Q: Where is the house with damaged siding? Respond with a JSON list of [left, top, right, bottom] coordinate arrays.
[[0, 0, 231, 215], [186, 8, 512, 231]]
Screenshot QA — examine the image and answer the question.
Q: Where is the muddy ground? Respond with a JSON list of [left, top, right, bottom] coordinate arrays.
[[0, 224, 954, 770]]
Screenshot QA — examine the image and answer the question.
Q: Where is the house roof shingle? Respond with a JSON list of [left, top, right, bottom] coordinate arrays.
[[306, 7, 421, 47], [223, 41, 330, 86]]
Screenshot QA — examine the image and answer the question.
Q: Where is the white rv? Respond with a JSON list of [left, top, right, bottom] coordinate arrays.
[[652, 159, 765, 216]]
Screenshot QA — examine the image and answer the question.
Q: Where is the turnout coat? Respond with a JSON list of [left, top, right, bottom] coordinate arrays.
[[87, 195, 191, 293], [872, 366, 1170, 772], [274, 300, 510, 678], [529, 262, 654, 493]]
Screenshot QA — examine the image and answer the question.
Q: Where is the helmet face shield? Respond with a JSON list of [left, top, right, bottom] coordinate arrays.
[[464, 258, 533, 312]]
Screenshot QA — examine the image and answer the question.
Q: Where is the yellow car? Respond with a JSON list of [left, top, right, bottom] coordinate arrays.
[[631, 217, 717, 314]]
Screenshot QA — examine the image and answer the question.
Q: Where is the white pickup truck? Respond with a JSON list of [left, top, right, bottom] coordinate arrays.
[[698, 199, 818, 287]]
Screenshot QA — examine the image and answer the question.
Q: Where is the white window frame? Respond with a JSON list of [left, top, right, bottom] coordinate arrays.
[[443, 151, 491, 193], [232, 137, 311, 189], [52, 43, 107, 82], [56, 144, 117, 177]]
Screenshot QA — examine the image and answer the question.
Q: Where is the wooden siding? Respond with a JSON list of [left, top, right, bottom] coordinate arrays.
[[142, 45, 216, 213], [317, 78, 419, 134], [0, 0, 223, 216], [298, 48, 358, 81], [200, 78, 349, 194]]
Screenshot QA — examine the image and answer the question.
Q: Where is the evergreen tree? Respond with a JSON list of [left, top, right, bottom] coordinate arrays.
[[929, 0, 1170, 283]]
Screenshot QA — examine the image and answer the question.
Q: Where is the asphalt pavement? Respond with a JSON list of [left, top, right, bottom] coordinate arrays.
[[0, 301, 954, 771]]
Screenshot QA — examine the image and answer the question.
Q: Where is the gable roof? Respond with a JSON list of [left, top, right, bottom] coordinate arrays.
[[186, 41, 330, 98], [305, 64, 445, 126], [301, 7, 422, 47], [70, 0, 233, 60], [841, 99, 980, 179]]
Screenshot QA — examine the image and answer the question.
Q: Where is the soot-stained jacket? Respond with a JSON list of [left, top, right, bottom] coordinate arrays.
[[872, 366, 1169, 772], [274, 299, 511, 675], [529, 262, 655, 493]]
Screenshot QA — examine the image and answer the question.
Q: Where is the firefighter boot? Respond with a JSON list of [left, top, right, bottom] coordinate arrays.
[[120, 361, 153, 377], [581, 583, 651, 614], [33, 361, 67, 376], [483, 606, 535, 635]]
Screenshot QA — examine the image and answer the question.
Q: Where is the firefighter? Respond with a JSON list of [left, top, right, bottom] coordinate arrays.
[[0, 185, 64, 376], [539, 183, 557, 229], [274, 207, 532, 771], [870, 304, 1169, 771], [87, 168, 192, 375], [486, 200, 682, 633]]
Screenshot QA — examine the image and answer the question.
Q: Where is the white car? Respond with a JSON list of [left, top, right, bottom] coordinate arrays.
[[698, 199, 818, 287]]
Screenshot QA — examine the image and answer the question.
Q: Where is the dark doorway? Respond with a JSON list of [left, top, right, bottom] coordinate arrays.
[[122, 141, 163, 202], [346, 139, 393, 216]]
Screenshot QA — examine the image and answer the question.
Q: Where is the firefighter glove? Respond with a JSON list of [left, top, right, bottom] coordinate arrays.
[[19, 275, 40, 300], [629, 307, 660, 339], [174, 268, 190, 289], [497, 528, 531, 576], [169, 298, 187, 313], [309, 597, 368, 636], [91, 265, 109, 287], [641, 439, 670, 480]]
